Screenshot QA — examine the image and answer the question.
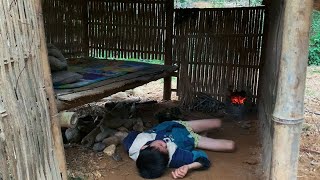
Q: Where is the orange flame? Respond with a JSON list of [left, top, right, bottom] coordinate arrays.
[[231, 96, 246, 105]]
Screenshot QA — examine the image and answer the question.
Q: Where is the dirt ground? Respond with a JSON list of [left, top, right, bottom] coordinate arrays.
[[298, 66, 320, 180], [65, 67, 320, 180]]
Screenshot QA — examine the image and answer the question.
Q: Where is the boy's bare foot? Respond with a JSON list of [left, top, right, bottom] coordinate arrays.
[[224, 141, 237, 153]]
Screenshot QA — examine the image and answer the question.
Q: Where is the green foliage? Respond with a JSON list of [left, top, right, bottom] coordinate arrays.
[[308, 33, 320, 66], [309, 11, 320, 66], [249, 0, 263, 6], [212, 0, 225, 8], [310, 10, 320, 37]]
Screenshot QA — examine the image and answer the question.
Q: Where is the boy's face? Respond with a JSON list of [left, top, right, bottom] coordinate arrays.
[[141, 140, 168, 154]]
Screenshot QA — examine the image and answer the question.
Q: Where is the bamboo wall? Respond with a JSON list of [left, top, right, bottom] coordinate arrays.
[[173, 7, 265, 104], [88, 0, 168, 60], [42, 0, 169, 60], [42, 0, 89, 58], [0, 0, 64, 178]]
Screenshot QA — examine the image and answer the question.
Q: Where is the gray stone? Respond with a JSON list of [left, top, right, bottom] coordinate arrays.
[[95, 128, 116, 142], [114, 131, 128, 142], [65, 128, 81, 143], [92, 142, 107, 152], [102, 136, 120, 147]]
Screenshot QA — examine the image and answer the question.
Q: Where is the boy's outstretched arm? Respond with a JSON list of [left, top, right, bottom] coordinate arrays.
[[171, 162, 202, 179]]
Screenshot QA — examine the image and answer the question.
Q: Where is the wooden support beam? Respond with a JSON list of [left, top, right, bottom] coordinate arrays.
[[36, 0, 68, 179], [163, 0, 174, 101], [314, 0, 320, 10]]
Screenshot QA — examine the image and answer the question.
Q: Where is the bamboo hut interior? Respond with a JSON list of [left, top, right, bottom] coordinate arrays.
[[39, 0, 314, 179], [42, 0, 265, 111]]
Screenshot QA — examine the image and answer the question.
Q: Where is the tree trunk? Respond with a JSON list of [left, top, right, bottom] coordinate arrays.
[[0, 0, 67, 179]]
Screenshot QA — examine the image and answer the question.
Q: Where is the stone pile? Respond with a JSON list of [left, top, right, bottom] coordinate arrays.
[[63, 101, 152, 159]]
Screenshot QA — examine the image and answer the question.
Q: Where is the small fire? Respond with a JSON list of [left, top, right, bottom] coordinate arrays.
[[230, 90, 246, 105], [231, 96, 246, 105]]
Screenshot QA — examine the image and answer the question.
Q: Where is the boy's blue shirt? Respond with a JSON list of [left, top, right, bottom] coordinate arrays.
[[123, 121, 211, 169]]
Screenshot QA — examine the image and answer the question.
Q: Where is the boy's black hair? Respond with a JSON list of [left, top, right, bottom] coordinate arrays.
[[136, 146, 169, 179]]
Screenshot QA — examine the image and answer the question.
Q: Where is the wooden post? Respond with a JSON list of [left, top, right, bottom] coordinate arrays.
[[271, 0, 313, 179], [314, 0, 320, 10], [163, 0, 174, 100], [83, 0, 89, 57], [257, 7, 268, 101], [36, 0, 68, 179]]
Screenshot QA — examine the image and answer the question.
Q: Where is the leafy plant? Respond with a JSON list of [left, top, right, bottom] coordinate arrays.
[[308, 33, 320, 66], [308, 10, 320, 66], [310, 10, 320, 37], [249, 0, 263, 6]]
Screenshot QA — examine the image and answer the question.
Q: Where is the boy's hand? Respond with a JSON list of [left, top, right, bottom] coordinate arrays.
[[171, 165, 189, 179]]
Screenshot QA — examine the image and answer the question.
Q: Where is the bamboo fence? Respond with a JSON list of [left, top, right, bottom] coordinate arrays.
[[0, 0, 66, 179], [173, 7, 265, 104], [42, 0, 169, 60], [42, 0, 88, 58]]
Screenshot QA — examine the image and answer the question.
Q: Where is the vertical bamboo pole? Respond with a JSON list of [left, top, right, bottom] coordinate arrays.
[[36, 0, 68, 179], [271, 0, 313, 180], [257, 7, 268, 103], [83, 0, 89, 57], [163, 0, 174, 100]]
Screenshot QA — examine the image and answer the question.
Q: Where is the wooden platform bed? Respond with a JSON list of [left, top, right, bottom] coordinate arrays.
[[54, 58, 177, 111]]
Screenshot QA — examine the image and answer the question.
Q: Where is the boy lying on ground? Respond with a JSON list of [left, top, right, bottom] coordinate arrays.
[[123, 119, 235, 179]]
